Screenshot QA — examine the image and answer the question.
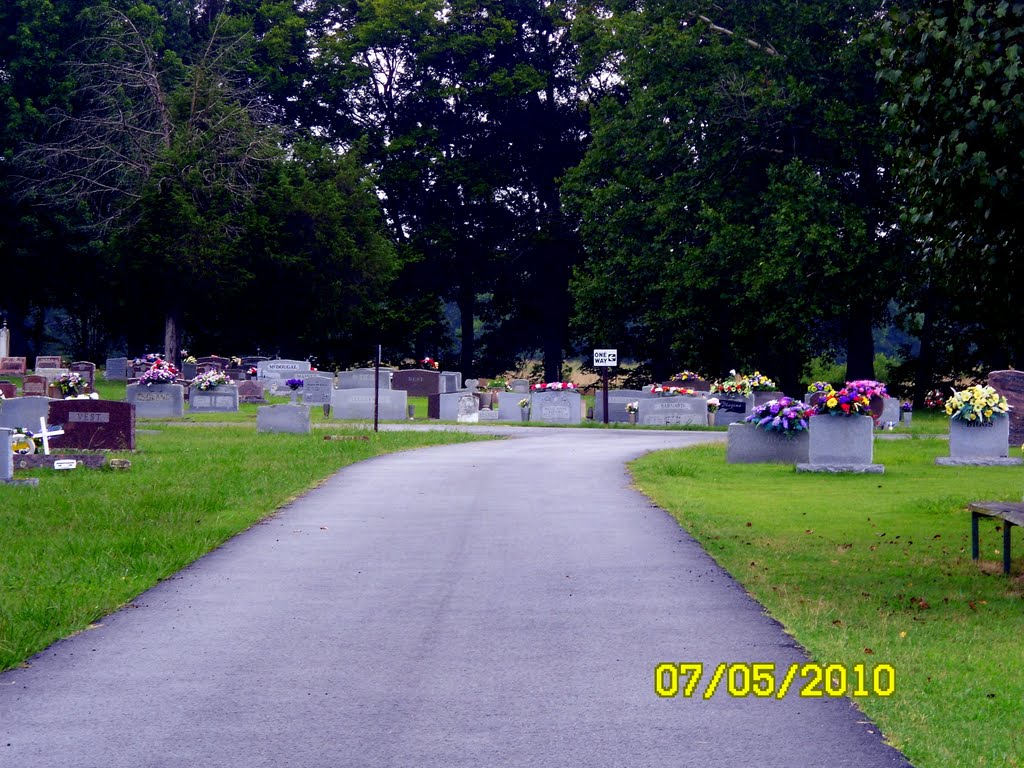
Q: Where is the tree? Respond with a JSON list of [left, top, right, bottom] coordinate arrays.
[[565, 1, 905, 390], [879, 1, 1024, 397]]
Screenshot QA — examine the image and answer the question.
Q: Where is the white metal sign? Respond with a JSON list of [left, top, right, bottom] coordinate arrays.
[[593, 349, 618, 367]]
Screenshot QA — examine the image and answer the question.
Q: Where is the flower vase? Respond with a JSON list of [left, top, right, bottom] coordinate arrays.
[[628, 413, 637, 425], [901, 412, 912, 426], [520, 407, 529, 423], [707, 411, 716, 427]]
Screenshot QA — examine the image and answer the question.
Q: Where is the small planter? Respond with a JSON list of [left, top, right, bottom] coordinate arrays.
[[798, 414, 883, 473], [628, 413, 637, 425], [936, 417, 1022, 465], [520, 407, 530, 423], [707, 412, 716, 427], [901, 411, 912, 426], [726, 423, 810, 464]]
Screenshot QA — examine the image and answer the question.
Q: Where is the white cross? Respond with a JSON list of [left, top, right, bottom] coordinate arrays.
[[37, 416, 65, 456]]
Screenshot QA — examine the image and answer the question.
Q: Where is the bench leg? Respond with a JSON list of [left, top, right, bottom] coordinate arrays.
[[1004, 521, 1013, 575], [972, 512, 981, 561]]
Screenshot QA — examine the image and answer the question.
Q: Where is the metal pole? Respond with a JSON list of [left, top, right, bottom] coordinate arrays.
[[602, 366, 609, 424], [374, 344, 380, 433]]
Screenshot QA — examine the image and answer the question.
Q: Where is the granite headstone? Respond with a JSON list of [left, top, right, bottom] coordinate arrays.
[[0, 396, 53, 429], [637, 395, 707, 426], [330, 387, 407, 421], [126, 383, 185, 417], [530, 390, 582, 425], [48, 399, 136, 450], [337, 368, 391, 390], [69, 361, 97, 390], [105, 357, 129, 380], [0, 357, 27, 375], [392, 369, 441, 397], [988, 370, 1024, 448], [22, 375, 48, 397]]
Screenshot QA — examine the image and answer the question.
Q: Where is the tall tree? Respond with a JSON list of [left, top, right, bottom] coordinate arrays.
[[566, 1, 904, 389]]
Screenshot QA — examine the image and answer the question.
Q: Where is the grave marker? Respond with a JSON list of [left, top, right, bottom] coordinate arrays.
[[0, 357, 27, 375], [392, 369, 441, 397], [257, 404, 311, 434], [69, 361, 97, 390], [22, 375, 48, 397], [48, 399, 136, 450], [188, 384, 240, 413], [0, 321, 8, 360], [105, 357, 129, 380], [530, 390, 582, 425], [457, 394, 479, 423], [0, 396, 53, 430], [330, 388, 407, 421], [35, 355, 63, 370], [237, 380, 268, 404], [338, 368, 391, 390], [301, 375, 333, 406], [637, 396, 707, 426], [126, 383, 185, 417], [988, 370, 1024, 448]]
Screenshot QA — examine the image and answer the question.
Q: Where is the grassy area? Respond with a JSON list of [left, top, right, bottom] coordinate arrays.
[[630, 438, 1024, 768], [0, 425, 490, 672]]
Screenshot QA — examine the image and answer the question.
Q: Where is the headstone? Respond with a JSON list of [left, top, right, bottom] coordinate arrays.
[[237, 380, 268, 404], [797, 415, 883, 473], [876, 397, 900, 429], [0, 322, 8, 360], [34, 368, 69, 384], [330, 387, 407, 421], [22, 375, 48, 397], [0, 428, 12, 482], [241, 356, 270, 368], [496, 391, 526, 421], [988, 370, 1024, 448], [301, 375, 333, 406], [195, 355, 229, 371], [257, 359, 312, 385], [48, 399, 136, 450], [392, 369, 441, 397], [337, 368, 391, 390], [464, 378, 479, 391], [509, 379, 530, 394], [0, 396, 53, 430], [530, 390, 582, 425], [35, 355, 63, 370], [456, 394, 479, 423], [0, 357, 27, 375], [713, 396, 754, 427], [441, 371, 463, 392], [69, 361, 97, 390], [257, 403, 311, 434], [188, 384, 240, 413], [637, 395, 707, 426], [726, 423, 810, 464], [936, 418, 1022, 466], [594, 389, 658, 424], [181, 362, 198, 380], [0, 382, 14, 398], [126, 383, 185, 418], [105, 357, 129, 380]]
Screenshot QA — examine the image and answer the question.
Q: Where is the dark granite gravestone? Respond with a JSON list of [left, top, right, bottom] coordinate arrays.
[[0, 382, 15, 398], [22, 375, 48, 397], [69, 361, 97, 390], [48, 399, 136, 450], [35, 355, 63, 370], [195, 355, 229, 371], [988, 370, 1024, 448], [0, 357, 27, 375], [105, 357, 129, 380], [237, 380, 268, 404], [392, 369, 441, 397]]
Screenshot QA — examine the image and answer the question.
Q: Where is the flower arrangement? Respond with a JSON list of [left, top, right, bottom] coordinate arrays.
[[707, 397, 720, 413], [710, 370, 777, 397], [845, 379, 888, 400], [650, 385, 695, 396], [531, 382, 576, 391], [518, 398, 530, 409], [230, 356, 242, 367], [744, 397, 815, 437], [944, 385, 1010, 426], [285, 378, 304, 391], [192, 370, 231, 390], [421, 357, 439, 370], [56, 372, 86, 395], [671, 370, 706, 382], [625, 401, 639, 414], [138, 361, 178, 386], [814, 385, 872, 416], [807, 381, 832, 394], [901, 401, 913, 413], [247, 367, 258, 377], [923, 389, 946, 410], [488, 377, 511, 391], [183, 355, 198, 364]]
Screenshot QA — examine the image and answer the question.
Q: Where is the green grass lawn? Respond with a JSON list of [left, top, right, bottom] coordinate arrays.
[[630, 438, 1024, 768], [0, 425, 490, 672]]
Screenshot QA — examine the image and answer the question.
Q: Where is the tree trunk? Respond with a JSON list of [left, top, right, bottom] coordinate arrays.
[[459, 281, 475, 379], [844, 300, 875, 381], [164, 311, 180, 367]]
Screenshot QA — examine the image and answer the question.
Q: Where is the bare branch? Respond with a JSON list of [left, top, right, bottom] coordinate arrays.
[[696, 15, 780, 57]]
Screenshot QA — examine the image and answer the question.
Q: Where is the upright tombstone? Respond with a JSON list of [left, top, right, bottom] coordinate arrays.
[[48, 399, 136, 450], [0, 396, 53, 429], [301, 374, 333, 408], [392, 369, 441, 397], [713, 395, 754, 427], [594, 389, 658, 424], [258, 359, 313, 392], [21, 375, 48, 397], [257, 404, 311, 434], [236, 380, 268, 404], [637, 395, 707, 426], [877, 397, 900, 429], [330, 387, 407, 421], [509, 379, 531, 394], [195, 355, 229, 371], [0, 382, 15, 399], [0, 321, 9, 360], [35, 355, 63, 370], [988, 370, 1024, 448], [456, 394, 480, 423], [337, 368, 391, 390], [440, 372, 462, 394], [0, 428, 12, 483], [69, 361, 97, 391], [0, 357, 27, 376], [188, 384, 240, 413], [530, 389, 582, 425], [496, 391, 527, 421], [105, 357, 129, 380], [126, 383, 185, 418]]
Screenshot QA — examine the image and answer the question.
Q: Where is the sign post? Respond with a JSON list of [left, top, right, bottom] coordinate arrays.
[[593, 349, 618, 424], [373, 344, 381, 433]]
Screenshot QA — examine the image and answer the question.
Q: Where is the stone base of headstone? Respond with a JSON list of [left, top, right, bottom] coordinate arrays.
[[257, 404, 311, 434], [726, 424, 810, 464], [796, 463, 885, 474], [935, 457, 1023, 466], [13, 454, 108, 470]]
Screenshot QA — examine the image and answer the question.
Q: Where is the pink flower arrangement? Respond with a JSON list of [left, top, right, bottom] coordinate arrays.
[[420, 357, 439, 370], [531, 382, 576, 391]]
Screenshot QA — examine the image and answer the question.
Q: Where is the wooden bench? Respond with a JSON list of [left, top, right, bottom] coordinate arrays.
[[967, 502, 1024, 574]]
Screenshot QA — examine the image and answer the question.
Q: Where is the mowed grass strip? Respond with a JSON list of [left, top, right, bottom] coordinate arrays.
[[630, 438, 1024, 768], [0, 426, 489, 672]]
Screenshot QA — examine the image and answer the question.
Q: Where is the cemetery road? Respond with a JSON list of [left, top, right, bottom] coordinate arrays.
[[0, 427, 911, 768]]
